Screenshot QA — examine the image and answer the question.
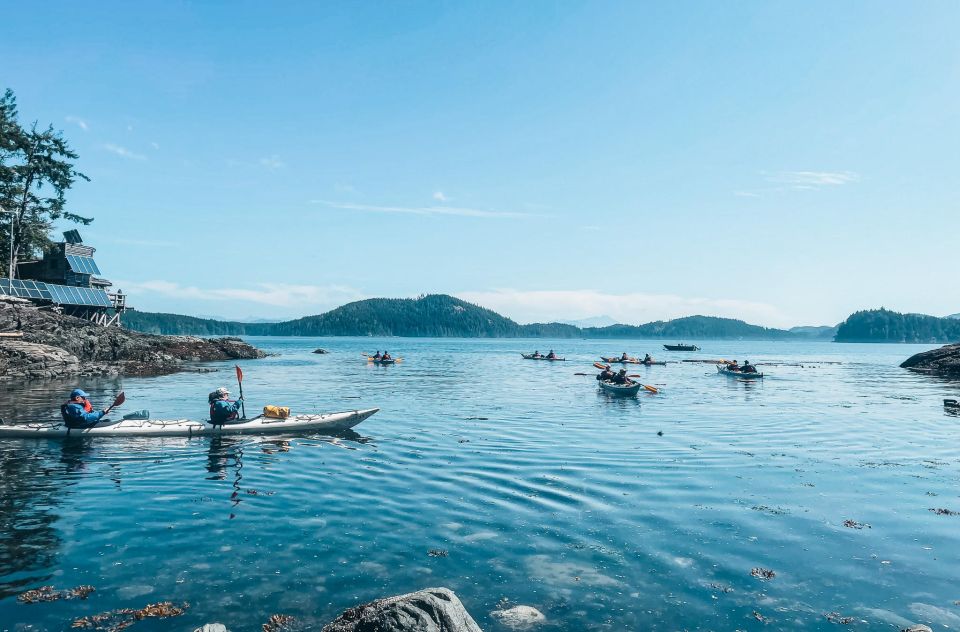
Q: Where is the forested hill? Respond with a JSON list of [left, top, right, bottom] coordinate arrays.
[[122, 294, 832, 339], [582, 316, 797, 340], [123, 296, 580, 338], [834, 309, 960, 343]]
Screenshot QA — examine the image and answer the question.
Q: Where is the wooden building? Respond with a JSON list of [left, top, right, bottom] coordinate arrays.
[[0, 230, 127, 326]]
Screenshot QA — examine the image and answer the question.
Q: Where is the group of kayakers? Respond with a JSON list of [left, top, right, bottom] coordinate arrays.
[[617, 352, 656, 364], [61, 386, 245, 429], [596, 367, 635, 385], [371, 351, 393, 361], [530, 350, 559, 359], [724, 360, 758, 374]]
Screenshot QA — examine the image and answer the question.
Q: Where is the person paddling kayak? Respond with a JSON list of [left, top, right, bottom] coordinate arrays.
[[740, 360, 758, 374], [61, 389, 118, 429], [373, 350, 382, 360], [209, 387, 244, 425], [596, 367, 616, 382], [612, 369, 634, 385]]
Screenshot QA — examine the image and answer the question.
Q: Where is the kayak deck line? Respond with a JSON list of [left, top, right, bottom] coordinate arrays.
[[0, 408, 380, 438]]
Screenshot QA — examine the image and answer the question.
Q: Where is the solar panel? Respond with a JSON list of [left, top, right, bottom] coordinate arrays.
[[0, 279, 53, 301], [66, 255, 102, 275], [63, 229, 83, 244]]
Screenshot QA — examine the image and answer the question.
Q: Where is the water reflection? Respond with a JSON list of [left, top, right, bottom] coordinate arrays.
[[0, 444, 66, 599]]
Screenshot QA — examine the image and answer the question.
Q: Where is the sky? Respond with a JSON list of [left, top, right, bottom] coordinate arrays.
[[2, 1, 958, 327]]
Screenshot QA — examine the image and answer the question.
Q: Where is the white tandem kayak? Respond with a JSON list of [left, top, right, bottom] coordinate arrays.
[[0, 408, 379, 438]]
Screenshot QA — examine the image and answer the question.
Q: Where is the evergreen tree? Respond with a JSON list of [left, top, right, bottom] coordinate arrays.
[[0, 88, 90, 277]]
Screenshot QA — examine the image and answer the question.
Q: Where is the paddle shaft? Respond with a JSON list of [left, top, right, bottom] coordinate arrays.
[[236, 369, 246, 419]]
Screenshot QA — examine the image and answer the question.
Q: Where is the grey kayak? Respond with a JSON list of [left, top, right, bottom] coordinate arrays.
[[598, 380, 642, 396], [716, 365, 764, 379], [0, 408, 379, 438]]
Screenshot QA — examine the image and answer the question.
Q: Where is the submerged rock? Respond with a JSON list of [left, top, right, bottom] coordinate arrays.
[[901, 626, 933, 632], [0, 301, 264, 381], [901, 344, 960, 377], [322, 587, 481, 632], [194, 625, 228, 632], [490, 605, 546, 628], [313, 348, 330, 354]]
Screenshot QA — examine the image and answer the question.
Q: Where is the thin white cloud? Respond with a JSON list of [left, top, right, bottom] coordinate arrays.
[[767, 170, 859, 187], [65, 116, 88, 131], [115, 280, 364, 308], [433, 191, 449, 202], [456, 289, 791, 328], [311, 200, 536, 219], [734, 190, 761, 198], [103, 143, 146, 161], [259, 155, 285, 170], [150, 142, 160, 150]]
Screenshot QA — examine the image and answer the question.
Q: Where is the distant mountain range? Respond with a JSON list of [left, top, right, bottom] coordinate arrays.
[[122, 294, 840, 340]]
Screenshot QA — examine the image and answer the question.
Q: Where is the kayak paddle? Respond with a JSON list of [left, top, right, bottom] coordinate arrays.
[[625, 379, 660, 394], [104, 391, 125, 414], [235, 365, 247, 419]]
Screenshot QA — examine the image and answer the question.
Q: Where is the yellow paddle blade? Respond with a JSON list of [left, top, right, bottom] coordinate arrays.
[[643, 384, 659, 393]]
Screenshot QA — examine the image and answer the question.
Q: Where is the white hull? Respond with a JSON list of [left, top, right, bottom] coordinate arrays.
[[0, 408, 379, 438]]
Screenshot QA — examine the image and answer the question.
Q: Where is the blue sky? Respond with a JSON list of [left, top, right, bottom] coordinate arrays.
[[2, 2, 958, 326]]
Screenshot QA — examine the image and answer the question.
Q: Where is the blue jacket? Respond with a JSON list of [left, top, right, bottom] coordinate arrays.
[[61, 402, 105, 428], [210, 399, 242, 423]]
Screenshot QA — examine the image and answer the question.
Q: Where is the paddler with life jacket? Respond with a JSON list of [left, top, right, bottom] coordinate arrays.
[[209, 387, 244, 425], [547, 350, 557, 359], [373, 350, 382, 360], [612, 368, 634, 385], [596, 366, 616, 382], [740, 360, 758, 374], [61, 388, 117, 429]]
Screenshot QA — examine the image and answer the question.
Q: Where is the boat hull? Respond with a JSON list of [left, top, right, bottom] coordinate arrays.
[[521, 354, 565, 361], [598, 380, 642, 396], [664, 345, 700, 351], [600, 357, 666, 365], [716, 365, 763, 379], [0, 408, 379, 438]]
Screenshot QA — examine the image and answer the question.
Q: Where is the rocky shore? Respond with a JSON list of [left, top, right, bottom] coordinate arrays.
[[0, 298, 264, 381], [900, 343, 960, 377]]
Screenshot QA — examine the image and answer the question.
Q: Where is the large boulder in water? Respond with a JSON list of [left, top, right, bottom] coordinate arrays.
[[321, 587, 481, 632], [901, 343, 960, 377]]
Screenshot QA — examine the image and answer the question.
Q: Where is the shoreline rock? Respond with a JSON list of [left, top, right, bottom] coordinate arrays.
[[1, 300, 264, 381], [322, 587, 481, 632], [900, 343, 960, 377]]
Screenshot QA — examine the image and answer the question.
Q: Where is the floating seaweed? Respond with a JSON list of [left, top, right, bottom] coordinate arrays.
[[752, 611, 767, 623], [751, 505, 789, 516], [428, 549, 449, 557], [750, 567, 776, 580], [929, 508, 958, 516], [18, 585, 95, 604], [843, 519, 871, 529], [71, 601, 188, 631], [245, 489, 277, 496], [262, 614, 295, 632], [824, 612, 856, 624]]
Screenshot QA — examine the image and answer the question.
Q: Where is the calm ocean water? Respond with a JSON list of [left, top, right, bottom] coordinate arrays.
[[1, 337, 959, 631]]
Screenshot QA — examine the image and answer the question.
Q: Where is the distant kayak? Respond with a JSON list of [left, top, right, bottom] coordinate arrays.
[[600, 357, 666, 366], [598, 380, 642, 396], [945, 399, 959, 409], [371, 358, 397, 365], [0, 408, 379, 438], [664, 344, 700, 351], [521, 354, 565, 361], [716, 365, 763, 379]]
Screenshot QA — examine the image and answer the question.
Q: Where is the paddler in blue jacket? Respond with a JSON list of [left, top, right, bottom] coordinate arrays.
[[61, 389, 112, 429], [209, 387, 244, 424]]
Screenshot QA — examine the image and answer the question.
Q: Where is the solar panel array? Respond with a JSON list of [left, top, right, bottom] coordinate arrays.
[[66, 254, 102, 275], [0, 279, 112, 307], [0, 279, 51, 300]]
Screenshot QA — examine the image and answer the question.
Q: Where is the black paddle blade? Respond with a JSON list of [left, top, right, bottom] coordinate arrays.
[[112, 392, 126, 408]]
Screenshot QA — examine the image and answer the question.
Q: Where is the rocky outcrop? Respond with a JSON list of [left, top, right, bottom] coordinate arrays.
[[490, 606, 545, 629], [0, 299, 264, 381], [900, 343, 960, 376], [322, 587, 482, 632]]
